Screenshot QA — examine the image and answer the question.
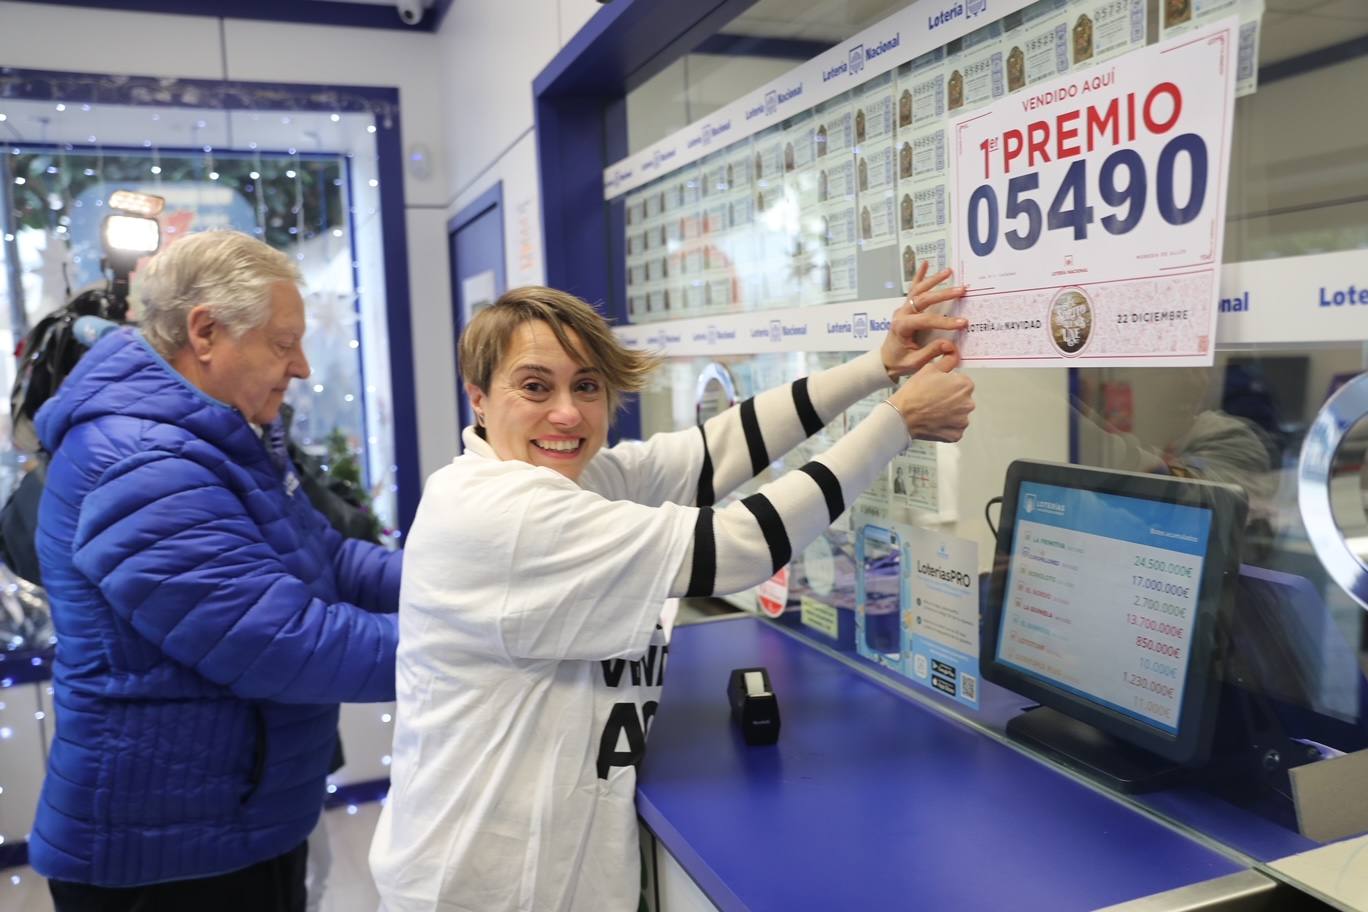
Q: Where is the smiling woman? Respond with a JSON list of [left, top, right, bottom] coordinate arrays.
[[370, 277, 976, 911], [457, 286, 658, 480]]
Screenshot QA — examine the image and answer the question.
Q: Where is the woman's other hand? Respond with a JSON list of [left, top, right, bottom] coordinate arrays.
[[887, 348, 975, 443]]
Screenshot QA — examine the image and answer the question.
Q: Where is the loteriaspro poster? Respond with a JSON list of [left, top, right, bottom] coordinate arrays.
[[949, 18, 1238, 368], [905, 527, 980, 709]]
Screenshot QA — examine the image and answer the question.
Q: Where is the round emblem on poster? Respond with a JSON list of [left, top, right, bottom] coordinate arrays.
[[1048, 288, 1094, 356]]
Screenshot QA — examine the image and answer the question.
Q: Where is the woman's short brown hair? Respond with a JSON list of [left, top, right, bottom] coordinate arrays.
[[458, 286, 659, 416]]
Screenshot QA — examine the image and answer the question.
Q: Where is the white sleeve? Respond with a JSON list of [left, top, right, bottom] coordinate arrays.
[[582, 349, 889, 510], [669, 401, 910, 598], [696, 349, 888, 505]]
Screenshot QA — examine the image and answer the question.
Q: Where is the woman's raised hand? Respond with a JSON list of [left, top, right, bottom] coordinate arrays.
[[879, 261, 969, 381]]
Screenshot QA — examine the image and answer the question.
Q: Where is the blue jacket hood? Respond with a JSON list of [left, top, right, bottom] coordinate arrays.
[[36, 327, 263, 467]]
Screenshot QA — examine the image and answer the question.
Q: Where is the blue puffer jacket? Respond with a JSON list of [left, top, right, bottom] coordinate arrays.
[[30, 329, 401, 887]]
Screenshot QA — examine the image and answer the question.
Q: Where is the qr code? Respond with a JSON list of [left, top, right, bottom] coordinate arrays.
[[961, 673, 977, 702]]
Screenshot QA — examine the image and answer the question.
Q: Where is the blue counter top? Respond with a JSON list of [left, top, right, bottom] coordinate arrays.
[[639, 617, 1246, 911]]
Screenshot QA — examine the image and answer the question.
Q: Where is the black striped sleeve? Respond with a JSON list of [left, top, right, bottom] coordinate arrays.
[[798, 462, 845, 524], [739, 397, 769, 477], [741, 493, 791, 574], [695, 424, 715, 507], [684, 508, 717, 597], [791, 377, 824, 437]]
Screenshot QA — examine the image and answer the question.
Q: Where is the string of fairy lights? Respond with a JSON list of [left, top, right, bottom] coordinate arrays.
[[2, 93, 400, 508]]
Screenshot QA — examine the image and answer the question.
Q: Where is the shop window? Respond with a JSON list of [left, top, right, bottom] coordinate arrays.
[[0, 97, 398, 537]]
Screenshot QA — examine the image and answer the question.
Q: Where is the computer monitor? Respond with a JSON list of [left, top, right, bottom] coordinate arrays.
[[982, 461, 1247, 785]]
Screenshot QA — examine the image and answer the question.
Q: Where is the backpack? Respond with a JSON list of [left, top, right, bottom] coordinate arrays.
[[2, 290, 128, 586], [9, 287, 127, 454]]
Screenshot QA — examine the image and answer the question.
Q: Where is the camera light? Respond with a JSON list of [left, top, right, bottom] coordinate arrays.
[[103, 215, 160, 256], [108, 190, 165, 216]]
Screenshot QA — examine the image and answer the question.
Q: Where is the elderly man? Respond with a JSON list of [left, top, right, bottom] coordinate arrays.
[[30, 230, 400, 912]]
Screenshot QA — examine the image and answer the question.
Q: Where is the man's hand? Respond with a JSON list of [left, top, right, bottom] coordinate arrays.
[[880, 261, 969, 381], [887, 348, 975, 443]]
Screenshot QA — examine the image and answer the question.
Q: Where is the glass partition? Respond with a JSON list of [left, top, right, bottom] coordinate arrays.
[[619, 0, 1368, 892]]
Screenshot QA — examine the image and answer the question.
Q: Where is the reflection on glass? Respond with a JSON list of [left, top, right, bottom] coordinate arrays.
[[618, 0, 1368, 888], [1, 141, 396, 530], [1329, 416, 1368, 565]]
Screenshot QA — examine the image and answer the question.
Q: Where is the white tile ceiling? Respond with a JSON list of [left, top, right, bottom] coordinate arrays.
[[721, 0, 1368, 66]]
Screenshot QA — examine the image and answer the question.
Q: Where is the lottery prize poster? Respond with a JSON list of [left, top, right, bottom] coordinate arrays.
[[950, 18, 1238, 368], [905, 527, 981, 709]]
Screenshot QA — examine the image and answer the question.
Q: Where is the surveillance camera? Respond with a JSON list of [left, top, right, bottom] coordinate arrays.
[[396, 0, 431, 25]]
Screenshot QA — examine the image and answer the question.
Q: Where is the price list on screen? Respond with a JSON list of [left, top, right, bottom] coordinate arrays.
[[996, 482, 1212, 735]]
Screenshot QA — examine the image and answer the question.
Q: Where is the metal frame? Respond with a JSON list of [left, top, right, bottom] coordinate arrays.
[[447, 180, 505, 432], [1299, 372, 1368, 612], [533, 0, 765, 441]]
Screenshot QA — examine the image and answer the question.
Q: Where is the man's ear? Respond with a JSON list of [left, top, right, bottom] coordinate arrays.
[[185, 305, 217, 364]]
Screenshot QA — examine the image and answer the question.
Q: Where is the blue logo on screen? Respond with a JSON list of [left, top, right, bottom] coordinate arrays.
[[849, 45, 865, 75], [1024, 493, 1036, 513]]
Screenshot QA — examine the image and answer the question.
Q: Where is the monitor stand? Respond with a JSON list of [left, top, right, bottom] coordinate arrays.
[[1006, 706, 1185, 794]]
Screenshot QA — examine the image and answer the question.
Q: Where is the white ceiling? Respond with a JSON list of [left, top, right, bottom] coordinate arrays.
[[720, 0, 891, 43], [721, 0, 1368, 66], [0, 101, 378, 159]]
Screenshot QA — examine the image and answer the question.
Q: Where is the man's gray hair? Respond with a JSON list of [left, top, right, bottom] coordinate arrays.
[[137, 230, 301, 356]]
